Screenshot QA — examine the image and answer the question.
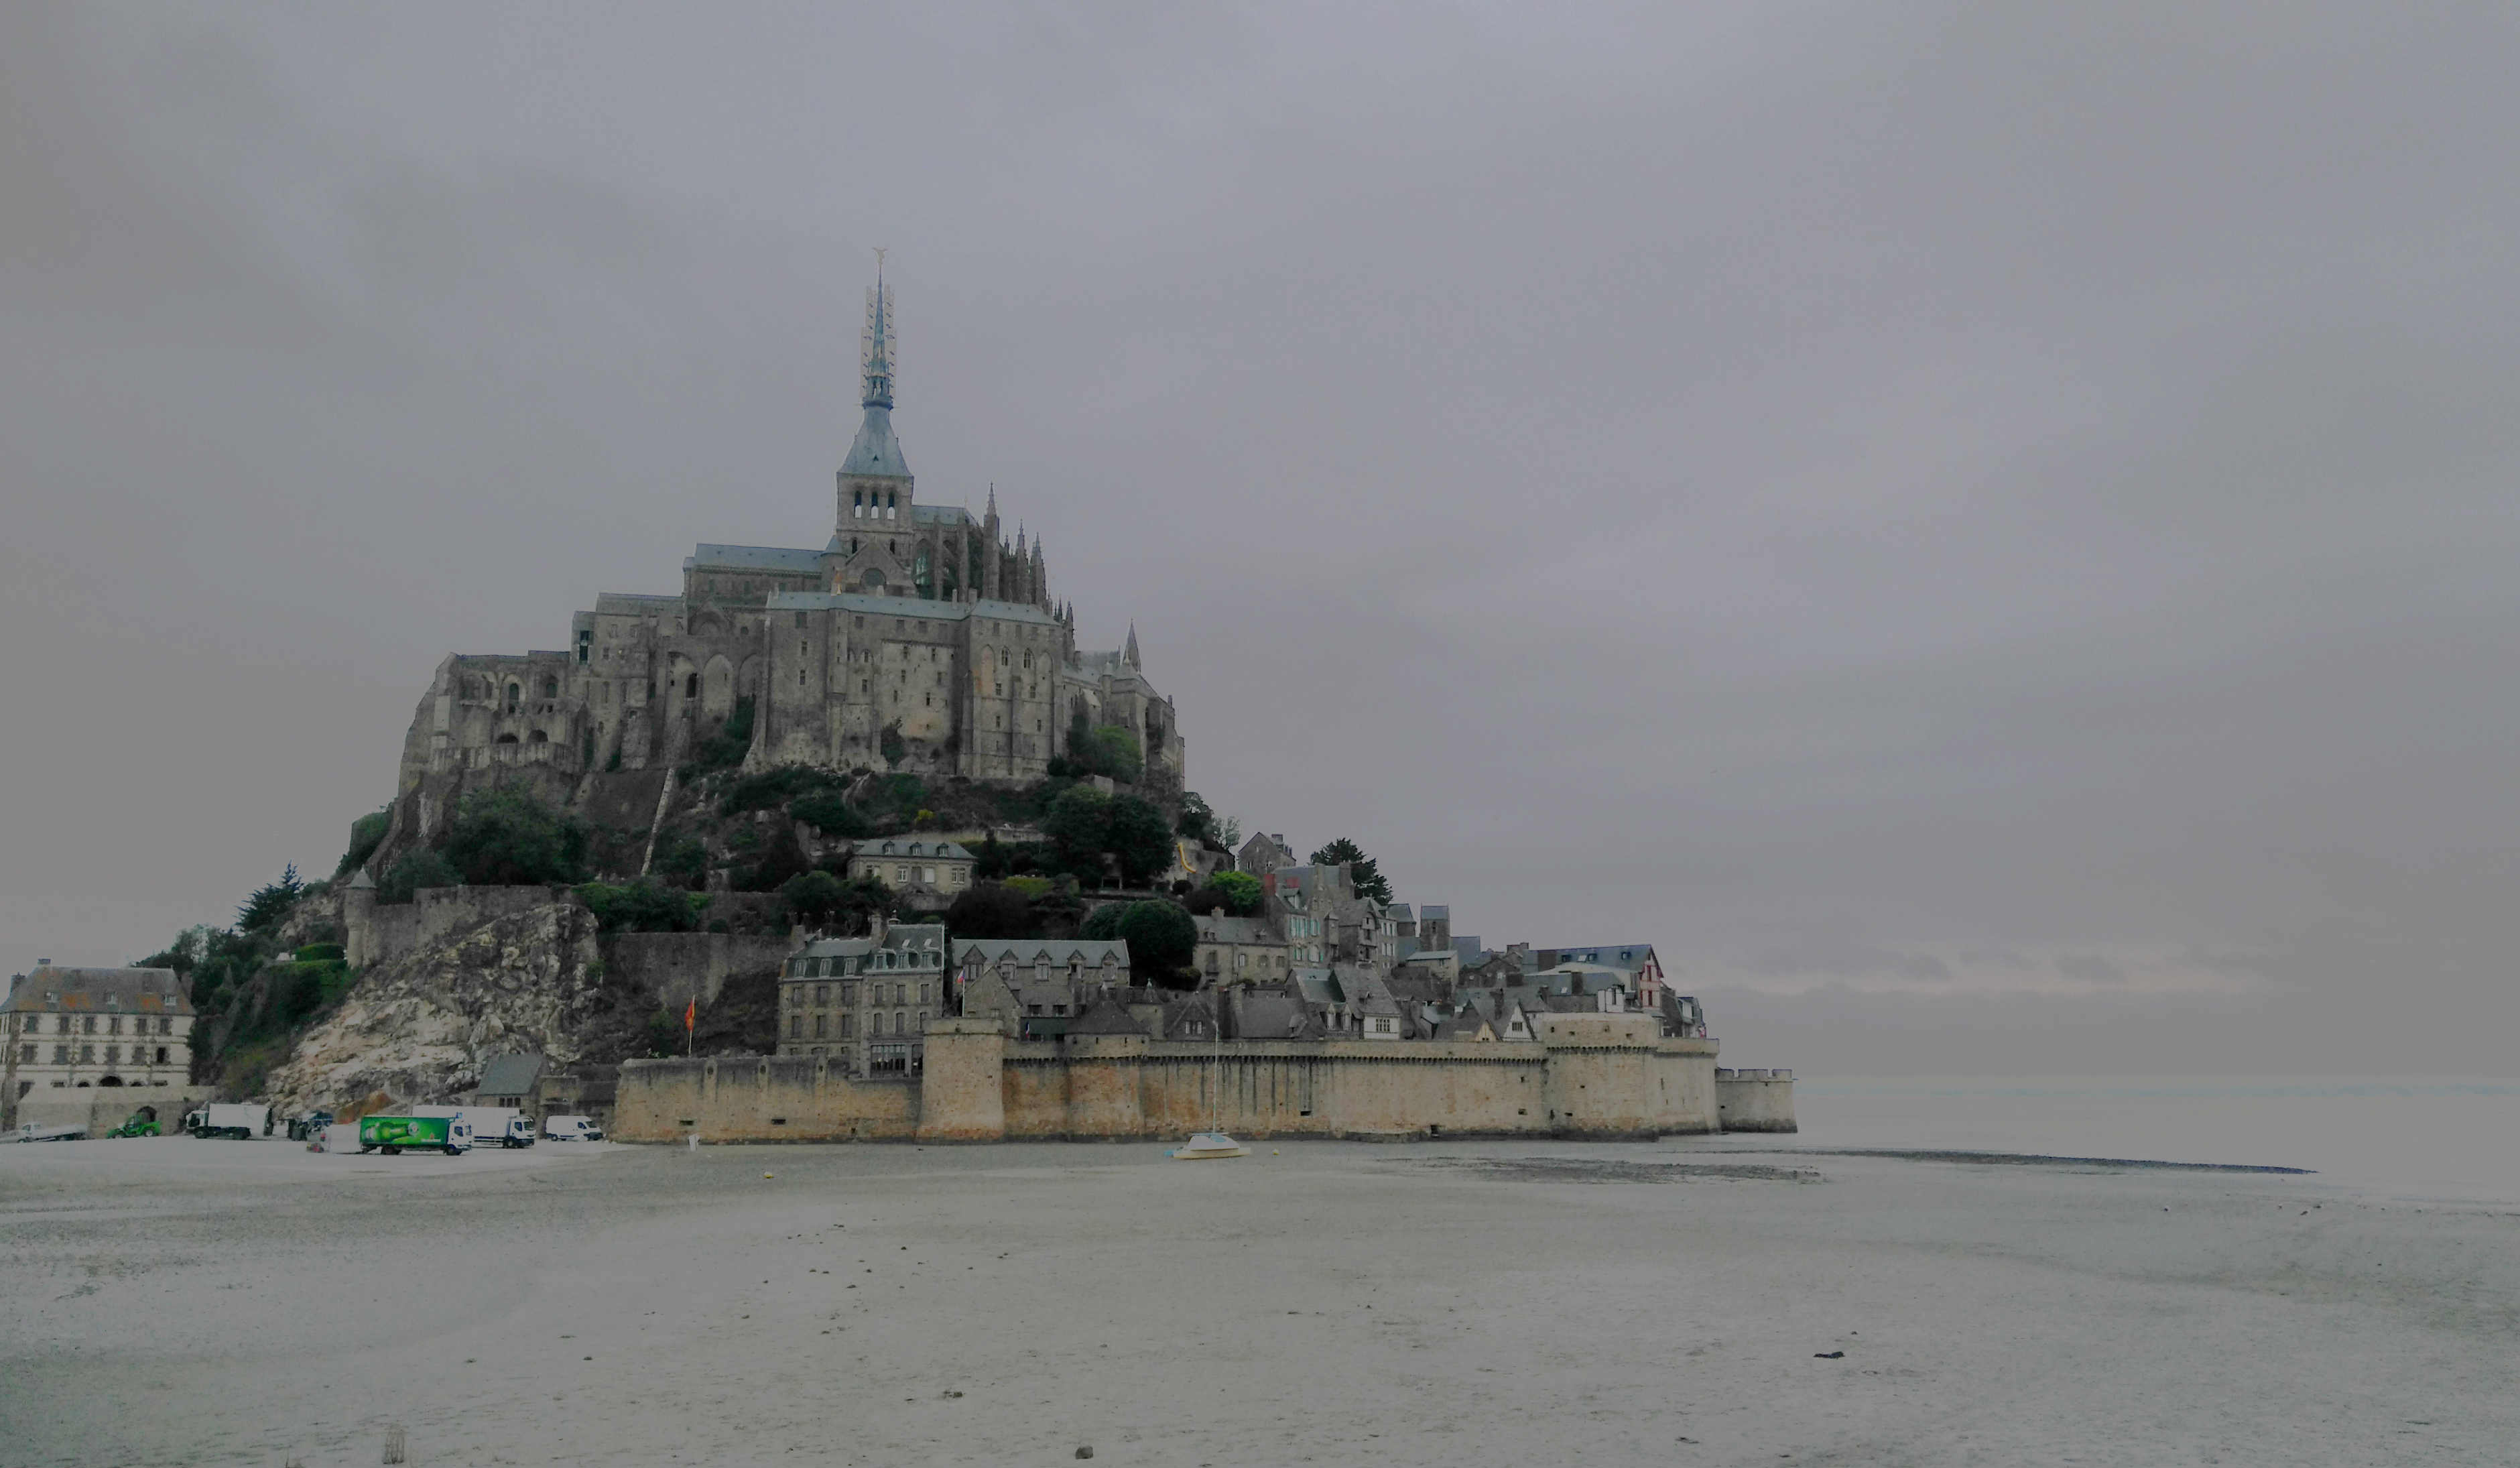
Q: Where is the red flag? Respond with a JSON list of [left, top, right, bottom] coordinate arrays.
[[684, 997, 696, 1032]]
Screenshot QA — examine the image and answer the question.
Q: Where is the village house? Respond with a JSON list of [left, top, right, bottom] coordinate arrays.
[[2, 965, 194, 1123], [777, 921, 950, 1076], [842, 838, 974, 909], [953, 938, 1133, 1038], [1191, 914, 1291, 986]]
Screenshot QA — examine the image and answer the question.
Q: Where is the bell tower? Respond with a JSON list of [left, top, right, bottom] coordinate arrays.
[[826, 253, 916, 597]]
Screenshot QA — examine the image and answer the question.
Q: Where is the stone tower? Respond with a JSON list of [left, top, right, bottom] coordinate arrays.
[[825, 261, 917, 597]]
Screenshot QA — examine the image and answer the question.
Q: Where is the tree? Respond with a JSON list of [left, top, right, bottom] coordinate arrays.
[[1044, 786, 1113, 869], [1107, 795, 1176, 887], [1183, 869, 1262, 917], [684, 695, 756, 773], [1176, 792, 1220, 847], [1308, 838, 1391, 905], [785, 873, 894, 934], [379, 848, 461, 904], [944, 881, 1037, 940], [779, 870, 846, 926], [236, 865, 303, 934], [1080, 903, 1125, 941], [579, 879, 706, 933], [1113, 900, 1198, 987], [445, 786, 590, 887]]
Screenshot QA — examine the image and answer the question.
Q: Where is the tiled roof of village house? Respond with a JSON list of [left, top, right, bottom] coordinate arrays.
[[1066, 996, 1149, 1037], [1192, 916, 1283, 945], [952, 939, 1131, 967], [475, 1054, 545, 1097], [686, 544, 826, 574], [5, 967, 190, 1015], [853, 839, 974, 861]]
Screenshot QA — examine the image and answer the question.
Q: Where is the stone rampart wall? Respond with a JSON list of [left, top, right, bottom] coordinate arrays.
[[614, 1055, 919, 1142], [1714, 1068, 1799, 1133], [615, 1031, 1785, 1144]]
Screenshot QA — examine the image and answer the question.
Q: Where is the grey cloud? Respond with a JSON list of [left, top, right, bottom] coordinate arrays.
[[9, 5, 2520, 1073], [2054, 955, 2127, 986]]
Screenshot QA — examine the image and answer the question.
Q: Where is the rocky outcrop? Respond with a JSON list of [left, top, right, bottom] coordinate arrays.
[[267, 899, 647, 1113]]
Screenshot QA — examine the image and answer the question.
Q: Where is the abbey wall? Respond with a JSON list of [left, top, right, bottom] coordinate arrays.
[[612, 1016, 1789, 1144]]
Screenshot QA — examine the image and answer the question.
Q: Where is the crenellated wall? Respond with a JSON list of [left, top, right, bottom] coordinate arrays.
[[616, 1024, 1791, 1143], [1714, 1068, 1800, 1132]]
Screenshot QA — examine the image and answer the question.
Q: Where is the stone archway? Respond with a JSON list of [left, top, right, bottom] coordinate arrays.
[[702, 654, 737, 721]]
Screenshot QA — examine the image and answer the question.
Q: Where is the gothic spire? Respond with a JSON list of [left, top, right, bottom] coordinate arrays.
[[839, 255, 908, 479], [1125, 621, 1141, 670]]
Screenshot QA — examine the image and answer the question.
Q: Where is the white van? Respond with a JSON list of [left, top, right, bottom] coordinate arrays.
[[542, 1114, 603, 1142]]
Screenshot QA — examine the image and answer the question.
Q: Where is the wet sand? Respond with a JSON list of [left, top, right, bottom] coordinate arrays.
[[2, 1135, 2513, 1466]]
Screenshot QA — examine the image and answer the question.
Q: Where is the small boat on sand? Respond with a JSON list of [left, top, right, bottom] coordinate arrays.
[[1169, 1131, 1249, 1160]]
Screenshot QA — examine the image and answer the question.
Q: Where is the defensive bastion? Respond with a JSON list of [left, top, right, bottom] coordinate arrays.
[[615, 1014, 1798, 1143]]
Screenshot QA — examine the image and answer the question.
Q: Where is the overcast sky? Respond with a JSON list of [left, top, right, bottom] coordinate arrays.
[[7, 3, 2519, 1074]]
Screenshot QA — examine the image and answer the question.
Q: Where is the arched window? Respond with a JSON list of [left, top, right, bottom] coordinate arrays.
[[529, 729, 549, 743], [542, 676, 558, 698], [505, 682, 520, 713], [686, 674, 698, 698]]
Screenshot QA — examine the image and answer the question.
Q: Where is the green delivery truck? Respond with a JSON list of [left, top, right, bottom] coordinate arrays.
[[357, 1114, 473, 1156]]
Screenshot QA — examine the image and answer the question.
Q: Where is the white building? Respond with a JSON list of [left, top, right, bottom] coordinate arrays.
[[3, 965, 196, 1126]]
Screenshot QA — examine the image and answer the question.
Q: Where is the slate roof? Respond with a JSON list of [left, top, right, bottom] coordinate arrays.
[[5, 967, 190, 1015], [1066, 996, 1149, 1037], [475, 1054, 546, 1097], [1226, 990, 1319, 1040], [910, 503, 977, 528], [952, 939, 1132, 969], [840, 403, 910, 478], [1544, 944, 1659, 972], [765, 591, 1060, 627], [853, 838, 975, 861], [686, 544, 826, 574], [592, 592, 684, 616], [1192, 916, 1284, 946], [1420, 905, 1450, 920]]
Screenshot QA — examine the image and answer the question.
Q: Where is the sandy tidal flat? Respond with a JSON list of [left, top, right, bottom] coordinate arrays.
[[1, 1136, 2514, 1466]]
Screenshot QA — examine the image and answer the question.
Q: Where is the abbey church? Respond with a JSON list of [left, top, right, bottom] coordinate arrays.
[[393, 274, 1183, 827]]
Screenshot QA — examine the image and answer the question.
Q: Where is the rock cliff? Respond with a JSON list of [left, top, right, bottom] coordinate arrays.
[[267, 899, 649, 1113]]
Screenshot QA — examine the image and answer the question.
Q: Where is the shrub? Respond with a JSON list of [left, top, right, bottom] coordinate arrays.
[[1003, 875, 1054, 901], [652, 833, 709, 890], [685, 696, 756, 774], [293, 942, 346, 963], [446, 787, 590, 887], [1080, 903, 1124, 941], [791, 790, 871, 837], [1308, 838, 1391, 905], [336, 810, 392, 877], [783, 873, 894, 932], [379, 849, 462, 904], [577, 879, 707, 934]]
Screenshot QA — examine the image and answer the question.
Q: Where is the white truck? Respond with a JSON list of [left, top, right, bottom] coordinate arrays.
[[542, 1114, 603, 1142], [9, 1121, 85, 1143], [184, 1103, 271, 1140], [414, 1105, 536, 1149]]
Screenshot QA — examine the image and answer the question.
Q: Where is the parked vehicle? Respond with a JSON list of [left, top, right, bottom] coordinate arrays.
[[184, 1103, 271, 1140], [9, 1121, 84, 1143], [542, 1114, 603, 1142], [414, 1105, 535, 1149], [284, 1109, 335, 1142], [357, 1114, 472, 1156], [106, 1106, 160, 1138]]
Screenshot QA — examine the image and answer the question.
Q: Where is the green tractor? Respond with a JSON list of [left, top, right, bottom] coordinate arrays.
[[105, 1105, 160, 1138]]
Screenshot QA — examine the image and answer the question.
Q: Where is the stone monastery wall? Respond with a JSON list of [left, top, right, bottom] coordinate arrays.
[[614, 1019, 1789, 1143]]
